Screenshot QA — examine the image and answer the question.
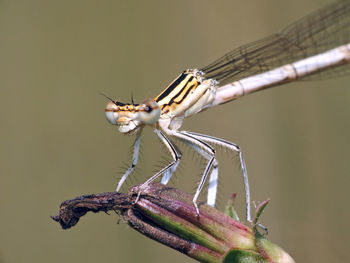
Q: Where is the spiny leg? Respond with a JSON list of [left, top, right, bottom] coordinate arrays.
[[181, 131, 252, 224], [116, 135, 141, 192], [160, 136, 181, 184], [180, 139, 219, 207], [135, 129, 181, 203], [162, 128, 216, 215]]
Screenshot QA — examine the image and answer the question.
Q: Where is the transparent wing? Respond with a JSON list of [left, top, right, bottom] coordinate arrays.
[[201, 0, 350, 85]]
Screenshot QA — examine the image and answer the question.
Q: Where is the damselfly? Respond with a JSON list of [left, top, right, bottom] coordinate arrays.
[[104, 0, 350, 224]]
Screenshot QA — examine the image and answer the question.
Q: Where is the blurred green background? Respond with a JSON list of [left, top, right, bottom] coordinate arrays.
[[1, 0, 349, 262]]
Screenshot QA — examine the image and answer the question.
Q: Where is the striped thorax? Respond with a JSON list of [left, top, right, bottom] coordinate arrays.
[[155, 69, 217, 130]]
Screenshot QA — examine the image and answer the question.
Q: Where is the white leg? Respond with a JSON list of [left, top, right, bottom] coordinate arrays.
[[180, 139, 219, 207], [116, 135, 141, 192], [161, 139, 181, 184], [162, 128, 216, 215], [182, 131, 252, 224], [161, 161, 180, 184], [141, 129, 181, 186]]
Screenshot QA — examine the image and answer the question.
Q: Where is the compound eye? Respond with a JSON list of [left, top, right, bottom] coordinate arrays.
[[144, 105, 152, 113], [105, 101, 119, 125], [138, 100, 160, 124]]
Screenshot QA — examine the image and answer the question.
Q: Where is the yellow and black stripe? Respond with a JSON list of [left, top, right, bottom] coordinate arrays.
[[154, 70, 201, 113]]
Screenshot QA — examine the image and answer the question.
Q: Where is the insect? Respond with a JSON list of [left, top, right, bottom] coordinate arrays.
[[104, 0, 350, 224]]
